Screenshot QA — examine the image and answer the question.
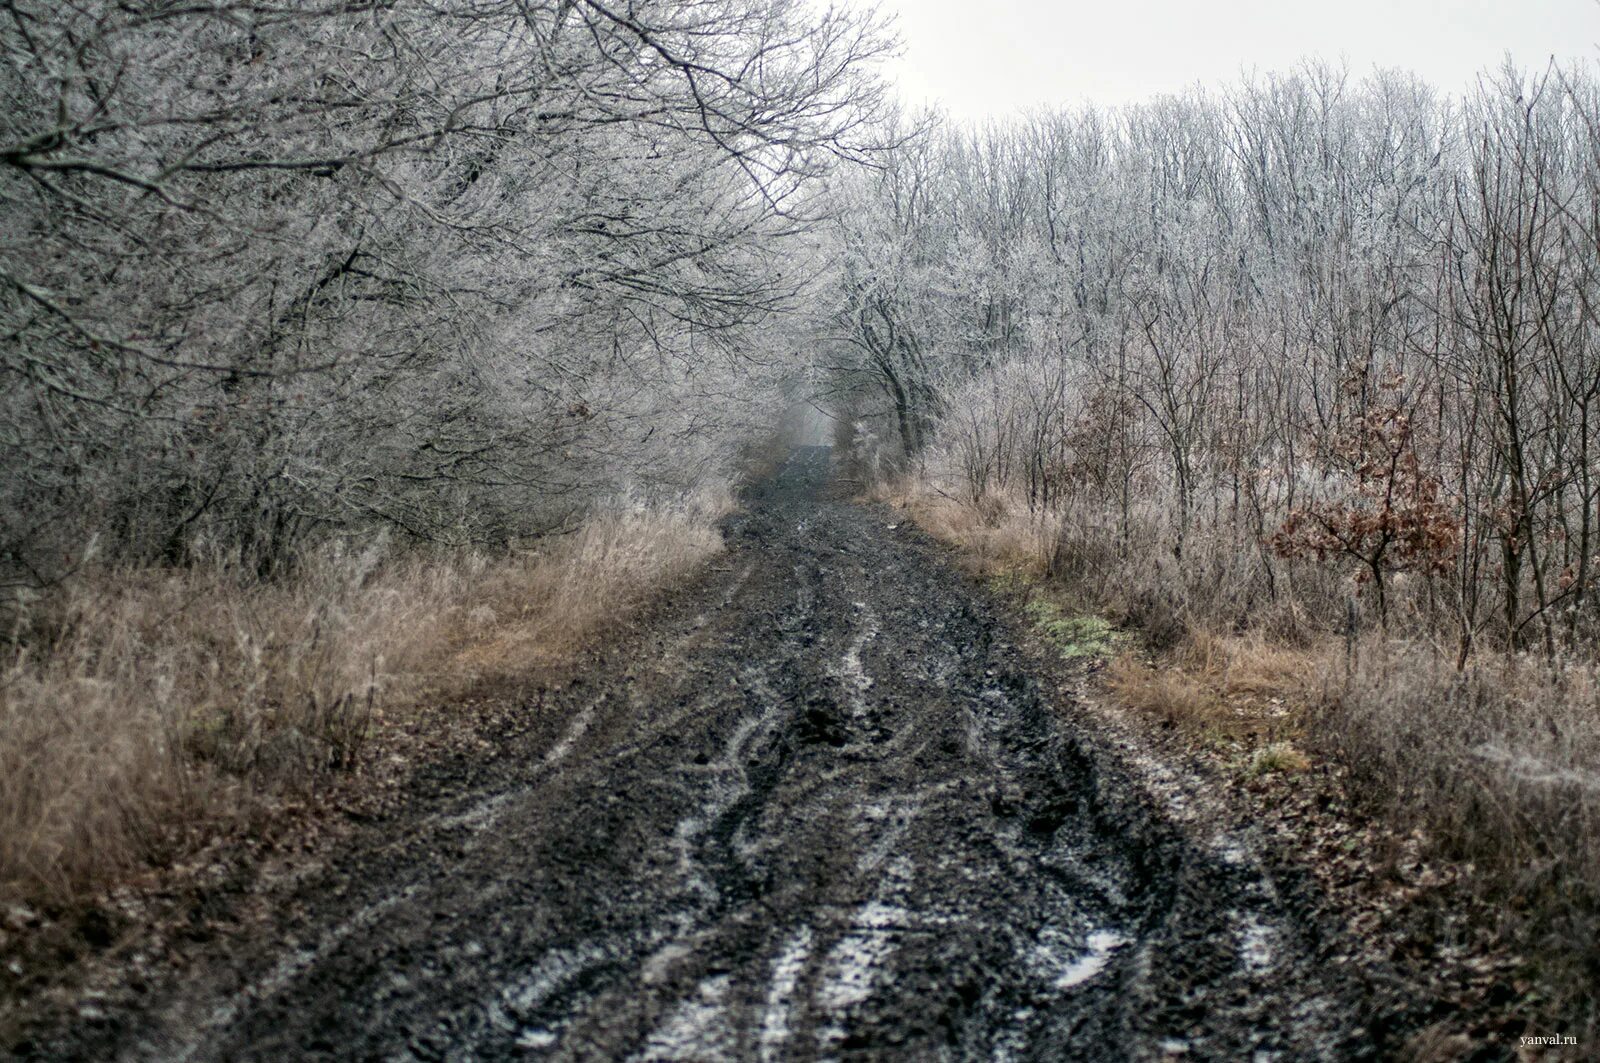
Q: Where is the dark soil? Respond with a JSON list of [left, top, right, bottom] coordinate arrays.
[[11, 448, 1412, 1061]]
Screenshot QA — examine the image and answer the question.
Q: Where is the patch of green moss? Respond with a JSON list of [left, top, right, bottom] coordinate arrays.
[[987, 570, 1035, 596], [1023, 597, 1122, 659]]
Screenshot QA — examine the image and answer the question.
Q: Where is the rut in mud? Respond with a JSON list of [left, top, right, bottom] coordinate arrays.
[[37, 447, 1382, 1061]]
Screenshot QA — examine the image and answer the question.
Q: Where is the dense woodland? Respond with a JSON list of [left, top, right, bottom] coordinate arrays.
[[0, 0, 900, 902], [1, 0, 891, 585], [821, 61, 1600, 1016]]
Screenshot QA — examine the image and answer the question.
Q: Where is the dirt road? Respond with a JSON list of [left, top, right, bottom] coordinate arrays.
[[30, 447, 1384, 1060]]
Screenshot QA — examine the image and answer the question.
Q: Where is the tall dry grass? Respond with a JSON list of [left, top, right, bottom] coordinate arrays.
[[1324, 643, 1600, 1025], [0, 486, 731, 904], [870, 478, 1060, 580], [1106, 631, 1325, 732]]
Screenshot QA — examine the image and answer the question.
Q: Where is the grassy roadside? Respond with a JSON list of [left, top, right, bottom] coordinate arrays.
[[0, 485, 733, 1006], [876, 478, 1596, 1056]]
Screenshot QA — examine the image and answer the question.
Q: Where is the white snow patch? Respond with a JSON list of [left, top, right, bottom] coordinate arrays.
[[1235, 912, 1278, 972], [815, 899, 908, 1033], [637, 974, 733, 1061], [835, 606, 879, 717], [1029, 927, 1127, 991], [515, 1028, 559, 1050], [640, 941, 694, 986], [502, 942, 610, 1017], [758, 926, 814, 1062], [1056, 930, 1127, 988]]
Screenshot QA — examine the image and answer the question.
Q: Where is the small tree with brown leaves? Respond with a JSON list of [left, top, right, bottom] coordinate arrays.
[[1272, 379, 1460, 625]]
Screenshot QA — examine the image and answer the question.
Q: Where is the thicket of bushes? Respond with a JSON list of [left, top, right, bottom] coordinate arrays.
[[832, 63, 1600, 653]]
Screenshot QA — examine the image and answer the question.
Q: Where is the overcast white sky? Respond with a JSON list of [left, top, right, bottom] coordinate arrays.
[[884, 0, 1600, 121]]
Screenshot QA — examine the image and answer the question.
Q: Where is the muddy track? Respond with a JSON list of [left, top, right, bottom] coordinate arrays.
[[27, 447, 1383, 1061]]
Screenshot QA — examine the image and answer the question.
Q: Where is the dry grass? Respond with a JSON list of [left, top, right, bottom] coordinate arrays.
[[1106, 632, 1328, 734], [884, 479, 1335, 759], [445, 492, 730, 677], [1321, 642, 1600, 1023], [884, 478, 1333, 731], [1179, 630, 1326, 705], [0, 486, 731, 905], [1106, 656, 1221, 725], [1247, 741, 1313, 776], [870, 480, 1061, 581], [878, 478, 1352, 651]]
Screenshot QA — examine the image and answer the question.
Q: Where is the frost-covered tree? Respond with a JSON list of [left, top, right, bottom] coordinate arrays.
[[820, 60, 1600, 654], [0, 0, 893, 582]]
